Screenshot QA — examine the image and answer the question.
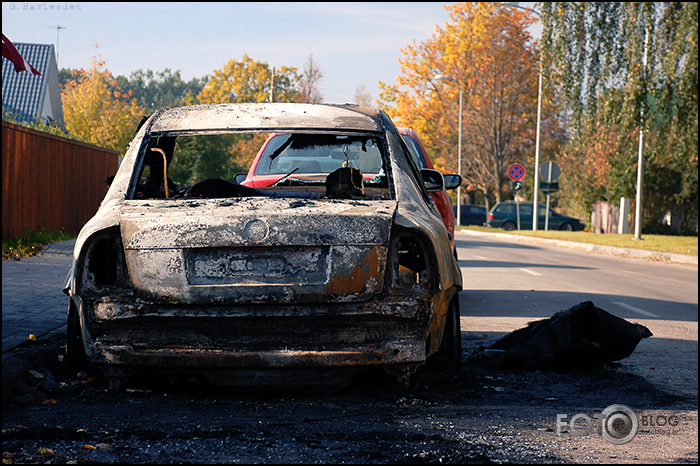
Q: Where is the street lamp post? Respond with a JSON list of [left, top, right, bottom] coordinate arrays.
[[500, 2, 542, 230], [634, 26, 649, 241], [532, 71, 542, 230], [434, 74, 463, 227]]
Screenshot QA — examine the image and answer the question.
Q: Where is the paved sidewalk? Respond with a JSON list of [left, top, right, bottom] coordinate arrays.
[[2, 240, 75, 360]]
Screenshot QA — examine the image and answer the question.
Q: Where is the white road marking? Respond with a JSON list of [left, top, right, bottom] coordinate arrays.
[[474, 255, 489, 260], [612, 301, 660, 318], [519, 268, 542, 276]]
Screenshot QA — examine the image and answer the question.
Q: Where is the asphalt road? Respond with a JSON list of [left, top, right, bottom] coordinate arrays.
[[1, 231, 698, 463], [455, 229, 698, 401]]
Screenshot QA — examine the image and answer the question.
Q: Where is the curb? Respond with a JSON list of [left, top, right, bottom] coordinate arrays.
[[456, 229, 698, 266]]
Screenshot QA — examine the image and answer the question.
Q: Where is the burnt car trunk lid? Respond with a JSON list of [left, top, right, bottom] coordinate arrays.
[[119, 198, 396, 304]]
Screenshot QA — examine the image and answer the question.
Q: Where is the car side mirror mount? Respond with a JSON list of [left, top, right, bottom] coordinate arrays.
[[420, 168, 445, 192]]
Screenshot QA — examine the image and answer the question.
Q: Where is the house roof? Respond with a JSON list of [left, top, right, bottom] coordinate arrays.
[[2, 42, 64, 127]]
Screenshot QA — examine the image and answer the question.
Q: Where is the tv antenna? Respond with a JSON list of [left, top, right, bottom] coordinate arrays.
[[49, 25, 67, 66]]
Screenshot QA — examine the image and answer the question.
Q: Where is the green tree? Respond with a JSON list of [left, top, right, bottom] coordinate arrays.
[[115, 69, 208, 111], [58, 67, 76, 88], [539, 2, 698, 232], [169, 134, 245, 186], [61, 45, 145, 154]]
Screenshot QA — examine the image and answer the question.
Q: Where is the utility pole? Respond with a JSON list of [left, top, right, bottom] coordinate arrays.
[[270, 67, 275, 102], [49, 25, 67, 66], [634, 26, 650, 241], [498, 2, 543, 230]]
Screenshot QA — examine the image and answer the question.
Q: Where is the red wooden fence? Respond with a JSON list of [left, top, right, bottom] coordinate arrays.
[[2, 121, 120, 241]]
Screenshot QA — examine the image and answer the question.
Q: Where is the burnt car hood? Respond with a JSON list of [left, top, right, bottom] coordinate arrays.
[[118, 197, 396, 305]]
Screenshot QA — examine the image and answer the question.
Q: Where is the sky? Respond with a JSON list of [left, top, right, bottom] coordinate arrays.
[[2, 2, 539, 105]]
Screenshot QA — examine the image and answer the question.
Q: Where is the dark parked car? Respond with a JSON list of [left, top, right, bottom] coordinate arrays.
[[65, 103, 463, 390], [453, 204, 487, 226], [487, 201, 586, 231], [397, 127, 461, 255]]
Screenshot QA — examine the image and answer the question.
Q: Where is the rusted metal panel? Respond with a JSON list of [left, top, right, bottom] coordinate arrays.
[[90, 340, 426, 369], [119, 198, 396, 249], [85, 291, 430, 370], [116, 198, 395, 303], [88, 288, 429, 321]]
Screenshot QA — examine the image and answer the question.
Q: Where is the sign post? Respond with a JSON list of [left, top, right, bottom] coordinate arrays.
[[539, 161, 560, 230], [508, 163, 526, 230]]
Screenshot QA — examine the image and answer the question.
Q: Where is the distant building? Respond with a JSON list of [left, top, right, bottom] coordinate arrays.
[[2, 42, 64, 128]]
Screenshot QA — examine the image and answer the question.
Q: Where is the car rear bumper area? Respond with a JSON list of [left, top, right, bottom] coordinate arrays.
[[80, 292, 434, 386], [90, 339, 426, 369]]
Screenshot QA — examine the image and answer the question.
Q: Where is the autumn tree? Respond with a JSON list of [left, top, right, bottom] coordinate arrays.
[[180, 56, 301, 180], [197, 54, 299, 104], [61, 45, 145, 154], [379, 3, 553, 209], [540, 2, 698, 232], [297, 52, 324, 103]]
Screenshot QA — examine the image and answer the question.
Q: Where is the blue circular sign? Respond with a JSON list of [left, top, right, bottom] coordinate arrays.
[[508, 163, 525, 181]]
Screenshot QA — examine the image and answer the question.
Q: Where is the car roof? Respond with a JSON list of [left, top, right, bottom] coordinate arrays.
[[147, 103, 384, 134]]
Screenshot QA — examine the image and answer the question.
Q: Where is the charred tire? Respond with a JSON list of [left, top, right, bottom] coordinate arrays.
[[502, 221, 516, 231], [423, 296, 462, 375], [442, 296, 463, 374], [66, 300, 88, 373]]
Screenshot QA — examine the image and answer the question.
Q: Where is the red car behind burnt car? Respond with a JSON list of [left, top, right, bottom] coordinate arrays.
[[397, 127, 462, 256], [236, 126, 462, 255]]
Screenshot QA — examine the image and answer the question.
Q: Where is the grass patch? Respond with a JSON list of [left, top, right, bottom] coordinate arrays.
[[2, 229, 75, 261], [461, 225, 698, 256]]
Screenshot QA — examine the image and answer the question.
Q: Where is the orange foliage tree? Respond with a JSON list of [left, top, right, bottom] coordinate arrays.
[[195, 55, 301, 172], [379, 2, 559, 207], [197, 54, 299, 104], [61, 45, 144, 154]]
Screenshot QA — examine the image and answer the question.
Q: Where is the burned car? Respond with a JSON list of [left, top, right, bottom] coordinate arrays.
[[64, 103, 463, 389]]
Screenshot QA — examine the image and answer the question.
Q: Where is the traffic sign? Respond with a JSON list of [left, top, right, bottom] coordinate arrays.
[[508, 163, 525, 181], [540, 161, 560, 181], [539, 181, 559, 193]]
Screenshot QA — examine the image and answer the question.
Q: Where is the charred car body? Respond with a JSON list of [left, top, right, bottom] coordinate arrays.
[[64, 103, 463, 389]]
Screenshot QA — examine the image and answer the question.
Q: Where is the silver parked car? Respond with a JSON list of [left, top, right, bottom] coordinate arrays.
[[64, 103, 463, 389]]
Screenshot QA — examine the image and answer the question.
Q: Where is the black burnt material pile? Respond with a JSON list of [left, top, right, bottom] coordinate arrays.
[[484, 301, 653, 369]]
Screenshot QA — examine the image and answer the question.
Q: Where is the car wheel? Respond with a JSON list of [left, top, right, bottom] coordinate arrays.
[[559, 223, 574, 231], [502, 221, 516, 231], [423, 296, 462, 375], [66, 300, 88, 373]]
